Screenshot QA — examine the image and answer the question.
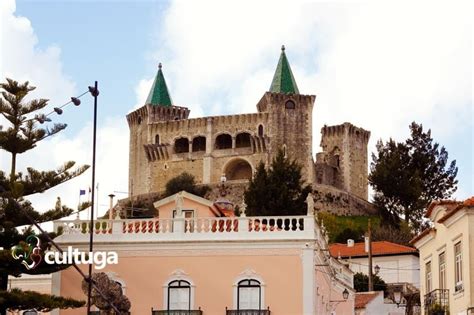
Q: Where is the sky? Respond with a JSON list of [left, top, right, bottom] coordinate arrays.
[[0, 0, 472, 221]]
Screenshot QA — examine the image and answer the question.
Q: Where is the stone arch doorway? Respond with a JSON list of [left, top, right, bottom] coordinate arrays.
[[224, 158, 253, 181]]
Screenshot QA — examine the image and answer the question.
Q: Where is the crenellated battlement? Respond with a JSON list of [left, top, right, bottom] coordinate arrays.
[[147, 112, 270, 134], [321, 122, 370, 143], [257, 91, 316, 112], [126, 104, 190, 127]]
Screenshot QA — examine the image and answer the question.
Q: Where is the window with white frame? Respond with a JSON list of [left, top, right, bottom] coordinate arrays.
[[167, 280, 191, 310], [238, 279, 261, 310], [454, 241, 463, 291], [439, 252, 446, 290], [426, 261, 432, 292]]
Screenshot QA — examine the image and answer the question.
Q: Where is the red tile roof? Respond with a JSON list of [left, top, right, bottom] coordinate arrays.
[[425, 200, 461, 218], [329, 241, 417, 258], [355, 292, 380, 309], [411, 197, 474, 246], [437, 196, 474, 224], [409, 227, 436, 246]]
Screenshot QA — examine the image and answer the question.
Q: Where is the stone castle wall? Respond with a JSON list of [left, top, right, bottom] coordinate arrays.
[[318, 123, 370, 200], [127, 92, 376, 217]]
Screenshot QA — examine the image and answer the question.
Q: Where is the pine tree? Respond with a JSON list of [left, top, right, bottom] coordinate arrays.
[[0, 79, 89, 313], [369, 122, 458, 231], [244, 149, 312, 216]]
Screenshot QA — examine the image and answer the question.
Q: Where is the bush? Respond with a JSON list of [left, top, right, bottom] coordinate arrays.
[[164, 172, 210, 197], [353, 272, 387, 296]]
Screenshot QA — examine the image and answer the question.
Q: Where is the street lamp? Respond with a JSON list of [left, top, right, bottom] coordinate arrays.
[[392, 284, 405, 307], [342, 288, 349, 300], [374, 264, 380, 275], [330, 288, 350, 303]]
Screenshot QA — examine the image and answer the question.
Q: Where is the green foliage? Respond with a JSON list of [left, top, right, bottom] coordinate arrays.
[[164, 172, 210, 198], [353, 272, 387, 295], [244, 150, 312, 216], [369, 122, 458, 231], [0, 288, 85, 312], [371, 221, 415, 246], [334, 227, 364, 243], [0, 79, 89, 313], [317, 212, 379, 243]]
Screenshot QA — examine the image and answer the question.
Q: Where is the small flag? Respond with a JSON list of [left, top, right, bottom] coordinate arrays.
[[80, 189, 86, 196]]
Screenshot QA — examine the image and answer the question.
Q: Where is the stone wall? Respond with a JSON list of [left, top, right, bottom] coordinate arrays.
[[312, 184, 377, 216]]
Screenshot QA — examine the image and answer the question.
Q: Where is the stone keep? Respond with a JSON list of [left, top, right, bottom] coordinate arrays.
[[127, 46, 371, 207]]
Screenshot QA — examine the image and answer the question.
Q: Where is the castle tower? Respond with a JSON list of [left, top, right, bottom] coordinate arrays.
[[319, 123, 370, 200], [127, 63, 190, 196], [257, 46, 316, 183]]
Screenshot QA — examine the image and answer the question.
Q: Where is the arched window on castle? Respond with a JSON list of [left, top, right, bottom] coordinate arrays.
[[258, 125, 264, 137], [155, 134, 160, 144], [174, 137, 189, 153], [236, 133, 251, 148], [285, 100, 295, 109], [192, 136, 206, 152], [215, 134, 232, 150]]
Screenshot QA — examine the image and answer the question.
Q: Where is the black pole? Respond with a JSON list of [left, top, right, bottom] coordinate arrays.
[[87, 81, 99, 314]]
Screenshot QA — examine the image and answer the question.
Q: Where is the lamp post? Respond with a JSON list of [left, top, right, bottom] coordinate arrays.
[[86, 81, 99, 315], [330, 288, 350, 303], [374, 264, 380, 275]]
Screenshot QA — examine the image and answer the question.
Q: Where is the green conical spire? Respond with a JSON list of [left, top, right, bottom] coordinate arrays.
[[269, 45, 300, 94], [146, 63, 173, 106]]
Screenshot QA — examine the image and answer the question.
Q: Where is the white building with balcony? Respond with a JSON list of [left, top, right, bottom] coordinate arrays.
[[51, 191, 355, 315]]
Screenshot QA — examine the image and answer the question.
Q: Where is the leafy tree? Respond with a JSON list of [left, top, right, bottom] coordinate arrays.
[[244, 149, 312, 216], [164, 172, 210, 198], [369, 122, 458, 231], [353, 272, 387, 295], [334, 227, 364, 243], [0, 79, 89, 313], [371, 221, 414, 246], [0, 288, 84, 313]]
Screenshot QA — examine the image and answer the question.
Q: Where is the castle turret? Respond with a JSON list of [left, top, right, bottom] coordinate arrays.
[[317, 122, 370, 200], [257, 46, 316, 183]]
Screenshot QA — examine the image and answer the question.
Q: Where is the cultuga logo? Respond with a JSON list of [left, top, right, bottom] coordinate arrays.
[[11, 235, 43, 270], [44, 247, 118, 270], [12, 235, 118, 270]]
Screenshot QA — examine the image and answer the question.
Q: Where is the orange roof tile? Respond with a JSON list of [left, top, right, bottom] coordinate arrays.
[[437, 196, 474, 224], [329, 241, 417, 258], [409, 227, 436, 246], [355, 292, 380, 309], [425, 199, 461, 218]]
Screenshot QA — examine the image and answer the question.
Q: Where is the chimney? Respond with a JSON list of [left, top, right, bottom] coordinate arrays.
[[108, 194, 115, 220], [347, 239, 354, 247]]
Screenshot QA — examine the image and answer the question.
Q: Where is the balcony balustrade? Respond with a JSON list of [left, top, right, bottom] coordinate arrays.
[[53, 215, 314, 243], [226, 309, 270, 315], [151, 310, 203, 315], [424, 289, 449, 315]]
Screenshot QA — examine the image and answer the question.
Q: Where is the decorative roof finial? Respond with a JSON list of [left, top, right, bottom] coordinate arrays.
[[281, 45, 285, 52], [158, 62, 162, 70]]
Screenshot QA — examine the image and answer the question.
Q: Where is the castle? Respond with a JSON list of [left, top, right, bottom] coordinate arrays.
[[126, 46, 376, 216]]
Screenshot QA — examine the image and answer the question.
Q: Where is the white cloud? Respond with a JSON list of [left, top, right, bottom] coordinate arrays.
[[0, 0, 129, 221], [135, 0, 472, 197], [0, 0, 76, 107], [24, 117, 129, 219]]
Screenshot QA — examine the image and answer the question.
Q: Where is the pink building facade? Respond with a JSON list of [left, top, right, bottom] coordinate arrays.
[[51, 192, 354, 315]]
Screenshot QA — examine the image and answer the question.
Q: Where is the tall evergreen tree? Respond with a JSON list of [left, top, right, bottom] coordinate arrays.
[[369, 122, 458, 231], [244, 149, 312, 216], [0, 79, 89, 313]]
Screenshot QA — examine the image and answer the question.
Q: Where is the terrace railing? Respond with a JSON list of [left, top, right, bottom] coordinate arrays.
[[53, 215, 315, 242]]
